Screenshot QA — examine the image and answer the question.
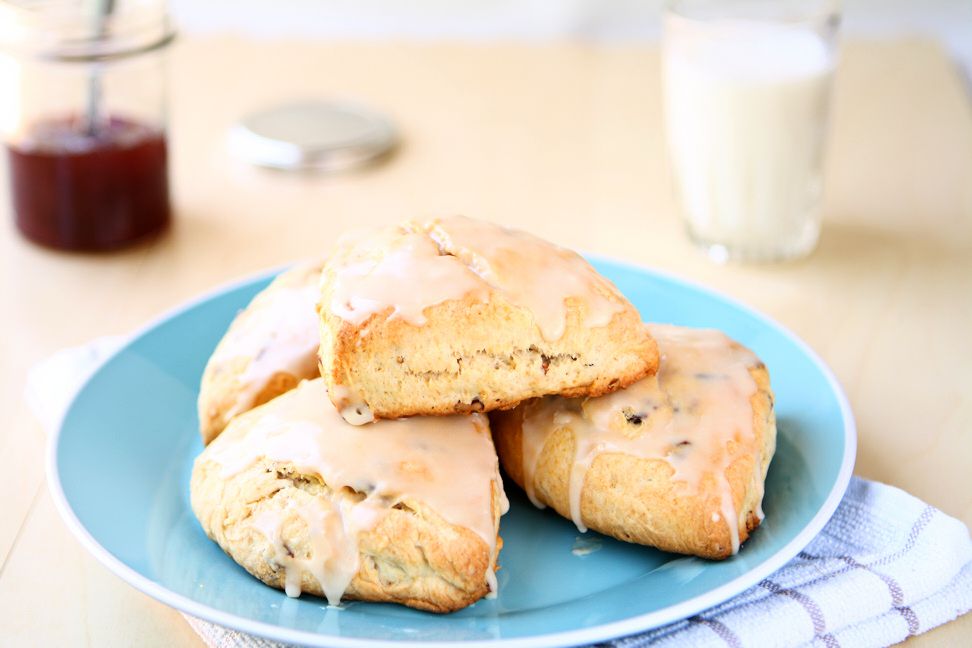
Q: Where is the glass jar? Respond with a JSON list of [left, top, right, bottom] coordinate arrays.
[[0, 0, 174, 251]]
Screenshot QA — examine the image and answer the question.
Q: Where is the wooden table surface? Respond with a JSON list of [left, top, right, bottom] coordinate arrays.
[[1, 36, 969, 646]]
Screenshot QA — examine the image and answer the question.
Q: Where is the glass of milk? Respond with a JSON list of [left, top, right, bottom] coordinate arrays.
[[663, 0, 840, 262]]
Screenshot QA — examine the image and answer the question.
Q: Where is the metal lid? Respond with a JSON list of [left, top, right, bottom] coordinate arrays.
[[228, 100, 398, 172]]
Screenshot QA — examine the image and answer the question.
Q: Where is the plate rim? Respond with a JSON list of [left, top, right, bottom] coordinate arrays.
[[47, 256, 857, 648]]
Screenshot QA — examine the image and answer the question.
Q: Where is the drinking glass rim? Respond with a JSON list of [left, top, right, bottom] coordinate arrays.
[[664, 0, 841, 25]]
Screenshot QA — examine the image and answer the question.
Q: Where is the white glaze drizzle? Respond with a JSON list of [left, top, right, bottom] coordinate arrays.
[[328, 224, 490, 327], [426, 216, 625, 341], [250, 501, 362, 604], [208, 379, 504, 602], [520, 324, 762, 554], [328, 384, 374, 426], [326, 216, 624, 342], [203, 260, 323, 422]]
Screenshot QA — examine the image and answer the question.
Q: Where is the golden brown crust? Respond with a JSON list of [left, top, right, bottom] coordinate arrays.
[[200, 366, 306, 445], [198, 260, 324, 444], [492, 362, 776, 560], [318, 225, 658, 421], [190, 403, 504, 613]]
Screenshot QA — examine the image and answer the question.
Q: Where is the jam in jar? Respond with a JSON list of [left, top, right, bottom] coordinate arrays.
[[8, 116, 170, 251]]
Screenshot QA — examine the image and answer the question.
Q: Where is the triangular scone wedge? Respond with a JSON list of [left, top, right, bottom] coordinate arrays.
[[191, 378, 507, 613], [198, 259, 325, 445], [318, 216, 659, 424], [491, 324, 776, 560]]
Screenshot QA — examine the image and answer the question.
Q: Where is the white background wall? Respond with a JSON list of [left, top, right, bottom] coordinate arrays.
[[170, 0, 972, 80]]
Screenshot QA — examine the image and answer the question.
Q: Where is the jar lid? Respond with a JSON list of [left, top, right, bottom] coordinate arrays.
[[228, 100, 398, 172]]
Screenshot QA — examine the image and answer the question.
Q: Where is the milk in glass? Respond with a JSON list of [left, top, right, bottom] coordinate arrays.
[[663, 11, 837, 261]]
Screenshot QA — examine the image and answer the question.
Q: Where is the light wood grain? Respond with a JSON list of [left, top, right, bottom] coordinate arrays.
[[0, 36, 968, 646]]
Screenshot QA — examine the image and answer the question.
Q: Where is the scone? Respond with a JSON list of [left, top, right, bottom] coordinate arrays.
[[491, 324, 776, 559], [318, 216, 659, 424], [198, 259, 324, 445], [191, 378, 507, 613]]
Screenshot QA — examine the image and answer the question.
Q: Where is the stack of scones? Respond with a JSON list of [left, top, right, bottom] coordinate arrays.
[[190, 216, 776, 613]]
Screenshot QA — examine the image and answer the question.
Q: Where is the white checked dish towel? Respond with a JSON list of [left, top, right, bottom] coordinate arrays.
[[29, 337, 972, 648]]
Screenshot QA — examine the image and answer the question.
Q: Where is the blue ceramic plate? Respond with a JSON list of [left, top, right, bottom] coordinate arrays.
[[49, 258, 856, 647]]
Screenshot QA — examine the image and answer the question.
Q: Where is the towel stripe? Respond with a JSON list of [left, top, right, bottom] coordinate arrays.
[[798, 552, 905, 606], [896, 606, 920, 635], [871, 506, 936, 567], [799, 551, 921, 635], [689, 615, 743, 648], [653, 506, 937, 648], [775, 506, 937, 598], [759, 579, 828, 635]]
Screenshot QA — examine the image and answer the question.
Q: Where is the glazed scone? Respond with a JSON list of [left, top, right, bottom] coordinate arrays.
[[318, 216, 659, 424], [198, 259, 324, 445], [491, 324, 776, 559], [191, 378, 507, 613]]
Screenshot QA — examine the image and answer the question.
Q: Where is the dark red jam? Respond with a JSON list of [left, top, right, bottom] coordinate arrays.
[[7, 115, 170, 251]]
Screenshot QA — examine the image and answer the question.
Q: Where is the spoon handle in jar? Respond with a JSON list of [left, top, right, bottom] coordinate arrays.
[[83, 0, 115, 136]]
